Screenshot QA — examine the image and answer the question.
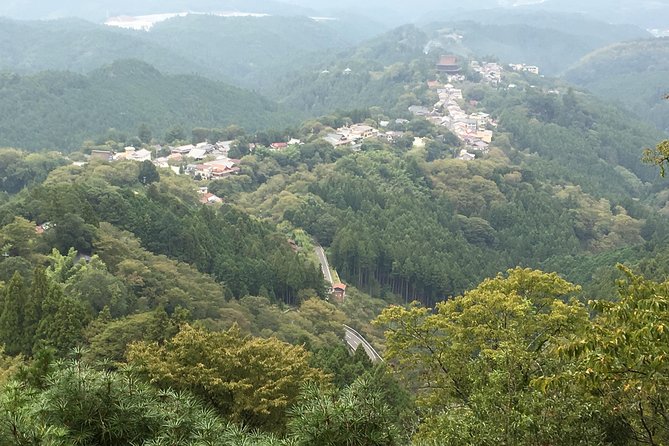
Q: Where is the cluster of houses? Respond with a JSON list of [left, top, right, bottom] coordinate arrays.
[[409, 82, 495, 160], [509, 63, 540, 75], [186, 158, 241, 180], [470, 60, 503, 86], [323, 123, 380, 148], [320, 72, 497, 161], [90, 140, 242, 184], [159, 141, 232, 161], [152, 141, 240, 180], [91, 146, 152, 162]]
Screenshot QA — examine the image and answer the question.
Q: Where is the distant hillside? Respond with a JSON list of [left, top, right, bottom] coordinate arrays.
[[0, 15, 382, 87], [0, 0, 314, 21], [421, 11, 649, 75], [141, 14, 384, 86], [267, 24, 431, 115], [0, 60, 288, 150], [265, 14, 647, 116], [0, 18, 206, 76], [564, 38, 669, 132], [529, 0, 669, 28]]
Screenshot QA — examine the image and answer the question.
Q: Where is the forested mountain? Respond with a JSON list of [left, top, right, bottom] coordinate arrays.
[[2, 87, 667, 442], [0, 11, 647, 97], [266, 25, 431, 116], [220, 89, 664, 304], [564, 38, 669, 132], [420, 11, 649, 75], [0, 15, 381, 87], [0, 17, 208, 76], [0, 143, 407, 443], [264, 18, 651, 118], [425, 9, 649, 40], [2, 2, 669, 443], [140, 14, 383, 87], [0, 60, 290, 150]]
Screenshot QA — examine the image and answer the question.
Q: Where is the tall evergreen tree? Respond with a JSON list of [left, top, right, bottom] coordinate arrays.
[[35, 285, 88, 355], [0, 272, 26, 356], [138, 160, 160, 185], [23, 267, 48, 355]]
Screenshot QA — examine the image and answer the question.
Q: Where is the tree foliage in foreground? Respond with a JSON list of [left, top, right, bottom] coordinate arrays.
[[558, 267, 669, 445], [127, 324, 326, 433], [0, 358, 285, 446], [376, 268, 614, 445], [288, 378, 400, 446]]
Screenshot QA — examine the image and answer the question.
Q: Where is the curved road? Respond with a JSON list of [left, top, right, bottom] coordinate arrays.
[[313, 245, 382, 363], [344, 324, 383, 363], [314, 245, 334, 285]]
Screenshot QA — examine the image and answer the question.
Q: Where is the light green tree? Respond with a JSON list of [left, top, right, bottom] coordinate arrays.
[[560, 266, 669, 445], [0, 217, 40, 259], [643, 140, 669, 177], [127, 324, 326, 433], [375, 268, 607, 445]]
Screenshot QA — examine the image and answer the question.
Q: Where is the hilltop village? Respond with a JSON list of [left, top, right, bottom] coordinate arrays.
[[318, 55, 541, 160], [84, 54, 543, 206]]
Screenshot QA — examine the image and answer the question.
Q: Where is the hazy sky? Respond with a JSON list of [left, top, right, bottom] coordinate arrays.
[[0, 0, 668, 28]]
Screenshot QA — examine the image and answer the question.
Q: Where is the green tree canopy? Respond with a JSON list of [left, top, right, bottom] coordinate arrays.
[[375, 268, 606, 445], [560, 266, 669, 445], [127, 324, 326, 433]]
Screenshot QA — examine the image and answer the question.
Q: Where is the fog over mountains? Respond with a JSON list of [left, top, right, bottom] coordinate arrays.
[[2, 0, 669, 28]]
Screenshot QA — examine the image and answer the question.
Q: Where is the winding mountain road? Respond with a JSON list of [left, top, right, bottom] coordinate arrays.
[[344, 324, 383, 363], [314, 245, 334, 285], [313, 244, 383, 363]]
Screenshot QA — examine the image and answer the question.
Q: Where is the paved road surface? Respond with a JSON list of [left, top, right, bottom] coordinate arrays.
[[314, 245, 334, 285], [313, 246, 381, 363], [343, 324, 383, 363]]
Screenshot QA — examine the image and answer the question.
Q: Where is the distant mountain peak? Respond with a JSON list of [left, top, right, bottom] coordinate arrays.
[[93, 59, 163, 79]]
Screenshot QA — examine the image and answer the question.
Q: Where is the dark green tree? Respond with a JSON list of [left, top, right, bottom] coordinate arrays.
[[23, 267, 49, 355], [0, 272, 26, 356], [192, 127, 210, 144], [288, 377, 400, 446], [47, 214, 96, 254], [138, 160, 160, 185], [35, 286, 88, 355], [165, 126, 185, 144]]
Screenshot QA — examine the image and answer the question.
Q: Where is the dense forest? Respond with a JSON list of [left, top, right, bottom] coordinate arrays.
[[213, 77, 665, 304], [565, 38, 669, 132], [0, 60, 292, 150], [0, 14, 379, 86], [0, 13, 660, 151], [0, 5, 669, 445]]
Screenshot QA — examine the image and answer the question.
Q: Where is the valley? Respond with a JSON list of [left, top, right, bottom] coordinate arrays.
[[0, 2, 668, 444]]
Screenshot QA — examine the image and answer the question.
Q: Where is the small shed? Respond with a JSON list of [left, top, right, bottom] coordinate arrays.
[[332, 283, 347, 302]]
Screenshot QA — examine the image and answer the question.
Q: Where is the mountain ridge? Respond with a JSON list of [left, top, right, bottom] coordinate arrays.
[[0, 59, 291, 150]]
